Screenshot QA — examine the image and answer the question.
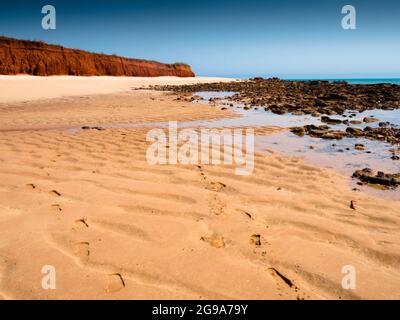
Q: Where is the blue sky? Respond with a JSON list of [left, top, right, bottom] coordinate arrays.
[[1, 0, 400, 78]]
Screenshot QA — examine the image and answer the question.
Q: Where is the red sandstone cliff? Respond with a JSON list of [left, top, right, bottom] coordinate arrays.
[[0, 36, 195, 77]]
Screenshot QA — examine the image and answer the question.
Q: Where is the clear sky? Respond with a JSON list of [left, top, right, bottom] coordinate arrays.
[[1, 0, 400, 78]]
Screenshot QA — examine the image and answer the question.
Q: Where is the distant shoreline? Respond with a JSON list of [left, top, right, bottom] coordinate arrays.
[[198, 76, 400, 85], [287, 78, 400, 85], [0, 75, 237, 103]]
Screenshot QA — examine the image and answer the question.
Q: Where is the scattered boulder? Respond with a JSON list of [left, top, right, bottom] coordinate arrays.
[[352, 168, 400, 187], [363, 117, 379, 123], [290, 127, 306, 137], [346, 127, 363, 136], [291, 123, 400, 145], [321, 116, 342, 125], [354, 144, 365, 151], [155, 78, 400, 118], [320, 131, 347, 140]]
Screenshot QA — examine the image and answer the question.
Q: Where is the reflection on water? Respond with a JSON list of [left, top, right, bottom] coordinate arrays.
[[68, 90, 399, 199], [195, 91, 400, 129], [194, 92, 400, 199], [256, 132, 399, 199], [181, 107, 321, 128], [195, 91, 237, 101]]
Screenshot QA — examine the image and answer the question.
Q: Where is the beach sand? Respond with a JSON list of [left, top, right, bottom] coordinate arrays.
[[0, 75, 236, 103], [0, 76, 399, 300]]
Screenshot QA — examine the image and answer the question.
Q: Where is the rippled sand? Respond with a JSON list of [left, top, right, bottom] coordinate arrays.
[[0, 78, 399, 300]]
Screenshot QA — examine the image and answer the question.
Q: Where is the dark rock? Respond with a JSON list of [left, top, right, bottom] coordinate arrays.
[[354, 144, 365, 151], [291, 111, 304, 116], [346, 127, 363, 135], [321, 116, 342, 125], [363, 117, 379, 123], [290, 127, 306, 137], [352, 168, 400, 187], [320, 131, 347, 140], [154, 78, 400, 146]]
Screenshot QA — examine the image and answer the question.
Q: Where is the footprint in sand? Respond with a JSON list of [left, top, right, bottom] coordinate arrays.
[[236, 209, 253, 220], [208, 194, 226, 216], [106, 273, 126, 293], [49, 190, 61, 197], [74, 242, 90, 259], [197, 166, 227, 193], [268, 268, 296, 291], [73, 218, 89, 230], [51, 204, 62, 212], [206, 181, 226, 192], [250, 234, 262, 247], [268, 268, 310, 300], [201, 234, 226, 248], [197, 166, 228, 216], [197, 166, 207, 181]]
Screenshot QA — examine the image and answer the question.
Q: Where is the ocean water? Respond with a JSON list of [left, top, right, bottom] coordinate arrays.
[[290, 78, 400, 85], [221, 76, 400, 85]]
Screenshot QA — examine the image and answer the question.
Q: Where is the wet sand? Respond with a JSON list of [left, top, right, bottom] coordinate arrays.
[[0, 78, 399, 300]]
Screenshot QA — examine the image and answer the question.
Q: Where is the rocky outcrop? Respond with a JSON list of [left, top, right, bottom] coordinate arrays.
[[352, 168, 400, 188], [290, 123, 400, 145], [157, 78, 400, 145], [0, 36, 195, 77], [155, 77, 400, 113]]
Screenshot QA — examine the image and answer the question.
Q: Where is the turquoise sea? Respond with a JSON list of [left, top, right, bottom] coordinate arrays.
[[214, 75, 400, 85], [288, 78, 400, 85]]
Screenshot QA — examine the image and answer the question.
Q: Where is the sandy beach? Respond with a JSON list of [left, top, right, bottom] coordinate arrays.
[[0, 76, 399, 300], [0, 76, 236, 103]]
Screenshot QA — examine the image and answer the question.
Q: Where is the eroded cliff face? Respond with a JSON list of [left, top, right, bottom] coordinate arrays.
[[0, 37, 195, 77]]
